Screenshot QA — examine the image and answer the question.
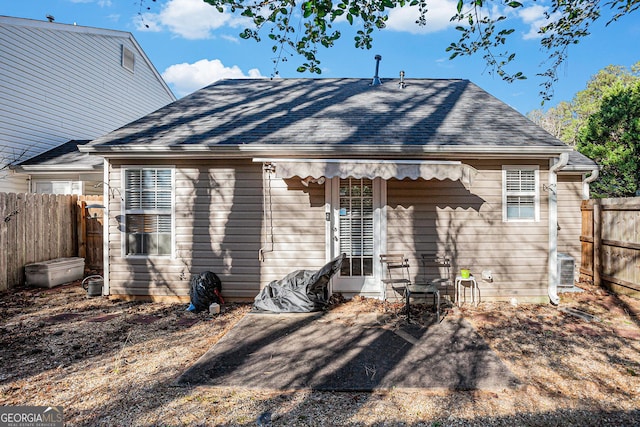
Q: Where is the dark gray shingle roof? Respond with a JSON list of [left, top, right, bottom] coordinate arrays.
[[86, 78, 571, 153], [565, 149, 598, 170], [18, 140, 101, 170]]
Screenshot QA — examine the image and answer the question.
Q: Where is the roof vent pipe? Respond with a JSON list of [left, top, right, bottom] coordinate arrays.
[[371, 55, 382, 86], [399, 70, 406, 89]]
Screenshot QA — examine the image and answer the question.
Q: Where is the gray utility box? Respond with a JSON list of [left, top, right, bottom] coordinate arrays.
[[25, 257, 85, 288]]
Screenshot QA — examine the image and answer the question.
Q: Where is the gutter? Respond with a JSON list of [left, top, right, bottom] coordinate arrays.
[[79, 144, 572, 159], [13, 165, 103, 172], [548, 152, 569, 305]]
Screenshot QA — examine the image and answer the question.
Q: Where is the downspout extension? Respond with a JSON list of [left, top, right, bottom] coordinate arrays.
[[582, 168, 600, 199], [550, 152, 569, 173], [548, 152, 569, 305]]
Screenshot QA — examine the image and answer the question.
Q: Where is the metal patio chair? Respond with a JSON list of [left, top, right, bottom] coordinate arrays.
[[381, 253, 441, 323], [380, 253, 411, 303], [420, 252, 452, 297]]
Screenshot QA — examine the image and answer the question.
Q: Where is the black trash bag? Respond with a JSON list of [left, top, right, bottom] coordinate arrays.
[[252, 254, 345, 313], [188, 271, 223, 313]]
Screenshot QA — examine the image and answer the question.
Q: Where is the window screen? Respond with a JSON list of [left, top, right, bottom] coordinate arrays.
[[124, 168, 172, 255], [504, 168, 538, 221]]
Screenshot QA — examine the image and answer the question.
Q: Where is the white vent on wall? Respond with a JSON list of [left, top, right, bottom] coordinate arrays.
[[557, 253, 575, 288], [122, 45, 135, 72]]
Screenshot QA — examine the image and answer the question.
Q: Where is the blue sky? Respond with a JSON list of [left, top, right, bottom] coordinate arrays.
[[2, 0, 638, 115]]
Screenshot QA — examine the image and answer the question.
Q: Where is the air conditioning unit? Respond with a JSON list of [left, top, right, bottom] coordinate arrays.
[[557, 253, 575, 288]]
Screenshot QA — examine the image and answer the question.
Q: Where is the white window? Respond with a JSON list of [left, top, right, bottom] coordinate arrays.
[[123, 167, 173, 256], [503, 166, 539, 222], [33, 180, 82, 195]]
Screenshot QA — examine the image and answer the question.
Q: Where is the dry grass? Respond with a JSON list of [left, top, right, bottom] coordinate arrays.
[[1, 281, 639, 426]]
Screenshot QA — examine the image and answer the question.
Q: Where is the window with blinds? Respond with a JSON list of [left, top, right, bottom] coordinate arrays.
[[339, 178, 374, 277], [124, 168, 173, 255], [503, 167, 539, 221]]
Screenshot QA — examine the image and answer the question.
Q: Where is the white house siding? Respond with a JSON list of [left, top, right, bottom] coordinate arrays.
[[107, 159, 327, 301], [557, 174, 585, 277], [386, 160, 551, 303], [0, 17, 174, 193]]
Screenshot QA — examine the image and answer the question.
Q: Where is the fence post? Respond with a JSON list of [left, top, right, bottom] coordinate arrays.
[[593, 199, 602, 288], [77, 198, 86, 259], [0, 193, 7, 292]]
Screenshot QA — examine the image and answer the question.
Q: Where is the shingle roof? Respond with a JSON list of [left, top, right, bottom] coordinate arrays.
[[17, 140, 100, 170], [81, 78, 595, 170], [565, 149, 598, 170], [85, 78, 575, 156]]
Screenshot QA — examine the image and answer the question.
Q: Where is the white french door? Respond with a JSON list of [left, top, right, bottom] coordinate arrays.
[[328, 177, 385, 297]]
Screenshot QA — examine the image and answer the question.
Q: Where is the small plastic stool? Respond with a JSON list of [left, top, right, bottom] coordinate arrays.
[[455, 275, 479, 307]]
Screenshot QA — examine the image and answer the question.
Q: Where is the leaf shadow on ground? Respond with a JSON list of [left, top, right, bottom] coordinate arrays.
[[2, 282, 640, 426]]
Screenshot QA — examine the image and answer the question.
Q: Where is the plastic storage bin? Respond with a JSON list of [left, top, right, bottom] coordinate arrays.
[[25, 257, 85, 288]]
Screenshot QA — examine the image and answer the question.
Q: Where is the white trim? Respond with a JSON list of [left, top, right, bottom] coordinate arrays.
[[548, 153, 569, 305], [83, 144, 572, 157], [329, 177, 386, 299], [328, 178, 340, 297], [582, 169, 599, 200], [377, 178, 387, 300], [120, 165, 176, 259], [502, 165, 540, 222], [254, 158, 463, 165], [103, 158, 110, 296]]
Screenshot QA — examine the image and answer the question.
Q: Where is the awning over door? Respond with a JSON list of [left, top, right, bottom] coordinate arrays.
[[255, 159, 477, 189]]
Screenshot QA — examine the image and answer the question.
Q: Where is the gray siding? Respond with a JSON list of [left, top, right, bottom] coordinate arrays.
[[107, 159, 326, 300], [558, 174, 585, 276], [0, 17, 174, 193], [106, 159, 583, 303], [386, 160, 550, 302]]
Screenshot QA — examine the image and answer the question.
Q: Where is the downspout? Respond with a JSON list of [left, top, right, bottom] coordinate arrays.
[[259, 163, 275, 262], [102, 158, 110, 296], [548, 152, 569, 305], [582, 168, 600, 199]]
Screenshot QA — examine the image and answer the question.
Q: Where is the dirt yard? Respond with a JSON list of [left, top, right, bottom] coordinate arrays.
[[1, 281, 639, 426]]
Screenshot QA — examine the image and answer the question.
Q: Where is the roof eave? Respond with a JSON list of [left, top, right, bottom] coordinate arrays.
[[13, 165, 103, 173], [559, 164, 601, 173], [80, 144, 573, 159]]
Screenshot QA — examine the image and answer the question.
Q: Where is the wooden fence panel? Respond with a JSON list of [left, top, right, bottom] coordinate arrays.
[[580, 201, 594, 279], [581, 197, 640, 298], [0, 192, 102, 291], [0, 193, 7, 292], [79, 195, 104, 272]]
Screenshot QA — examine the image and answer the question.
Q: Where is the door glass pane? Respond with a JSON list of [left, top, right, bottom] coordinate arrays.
[[339, 178, 373, 276]]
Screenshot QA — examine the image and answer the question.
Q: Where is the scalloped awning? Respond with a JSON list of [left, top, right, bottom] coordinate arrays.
[[257, 159, 477, 189]]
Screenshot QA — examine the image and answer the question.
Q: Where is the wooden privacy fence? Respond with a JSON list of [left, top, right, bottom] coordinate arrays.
[[77, 195, 104, 272], [581, 197, 640, 298], [0, 193, 104, 292]]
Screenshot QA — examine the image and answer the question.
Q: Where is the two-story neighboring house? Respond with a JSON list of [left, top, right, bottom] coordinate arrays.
[[0, 15, 176, 194]]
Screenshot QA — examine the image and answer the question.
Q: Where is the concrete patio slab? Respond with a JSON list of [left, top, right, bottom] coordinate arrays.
[[175, 311, 520, 391]]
